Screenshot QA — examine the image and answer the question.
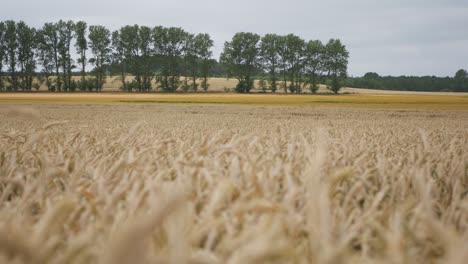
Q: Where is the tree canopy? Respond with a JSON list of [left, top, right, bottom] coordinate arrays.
[[221, 33, 350, 94], [220, 32, 261, 93], [7, 19, 466, 94], [346, 70, 468, 92]]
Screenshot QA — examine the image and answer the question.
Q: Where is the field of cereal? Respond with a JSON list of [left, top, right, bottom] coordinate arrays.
[[0, 101, 467, 263]]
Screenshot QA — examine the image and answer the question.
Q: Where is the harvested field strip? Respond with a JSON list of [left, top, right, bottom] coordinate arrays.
[[0, 93, 467, 110]]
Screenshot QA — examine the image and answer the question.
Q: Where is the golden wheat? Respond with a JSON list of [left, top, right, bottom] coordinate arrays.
[[0, 103, 467, 264]]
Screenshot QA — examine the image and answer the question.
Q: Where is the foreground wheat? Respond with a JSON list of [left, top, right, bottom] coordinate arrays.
[[0, 104, 467, 264]]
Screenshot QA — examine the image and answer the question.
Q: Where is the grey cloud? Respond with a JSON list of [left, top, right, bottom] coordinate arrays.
[[1, 0, 467, 76]]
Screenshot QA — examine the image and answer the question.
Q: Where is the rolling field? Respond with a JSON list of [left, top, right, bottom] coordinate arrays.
[[0, 98, 467, 263]]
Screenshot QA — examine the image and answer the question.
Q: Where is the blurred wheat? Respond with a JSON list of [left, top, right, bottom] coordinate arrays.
[[0, 104, 467, 264]]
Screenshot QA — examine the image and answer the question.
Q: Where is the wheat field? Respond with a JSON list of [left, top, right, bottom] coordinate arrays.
[[0, 103, 467, 264]]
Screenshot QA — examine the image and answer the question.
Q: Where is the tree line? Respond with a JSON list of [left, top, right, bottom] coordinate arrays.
[[0, 20, 215, 92], [0, 20, 349, 93], [346, 70, 468, 92], [221, 33, 349, 93]]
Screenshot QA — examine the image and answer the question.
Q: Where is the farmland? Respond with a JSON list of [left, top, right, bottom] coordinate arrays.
[[0, 100, 467, 263], [2, 2, 468, 264], [0, 92, 467, 110]]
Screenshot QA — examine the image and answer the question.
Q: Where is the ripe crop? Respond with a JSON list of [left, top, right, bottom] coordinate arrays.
[[0, 103, 467, 264]]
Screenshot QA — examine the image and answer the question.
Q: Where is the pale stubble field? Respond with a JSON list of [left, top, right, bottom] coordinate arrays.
[[0, 102, 467, 263]]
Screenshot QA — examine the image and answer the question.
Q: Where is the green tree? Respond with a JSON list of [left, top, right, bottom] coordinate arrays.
[[4, 20, 18, 91], [259, 34, 282, 93], [258, 77, 268, 93], [282, 34, 305, 94], [16, 21, 37, 91], [139, 26, 153, 92], [183, 33, 198, 92], [183, 33, 214, 92], [117, 25, 146, 91], [111, 30, 127, 91], [220, 32, 260, 93], [304, 40, 324, 94], [0, 22, 6, 91], [111, 25, 155, 92], [277, 35, 289, 93], [196, 33, 214, 92], [324, 39, 349, 94], [88, 25, 111, 91], [39, 22, 61, 91], [454, 69, 467, 92], [346, 74, 468, 92], [363, 72, 379, 79], [75, 21, 88, 89], [154, 27, 189, 92], [37, 27, 56, 91], [112, 25, 138, 91], [57, 20, 75, 91]]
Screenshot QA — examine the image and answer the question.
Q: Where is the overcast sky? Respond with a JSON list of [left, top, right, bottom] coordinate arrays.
[[1, 0, 467, 77]]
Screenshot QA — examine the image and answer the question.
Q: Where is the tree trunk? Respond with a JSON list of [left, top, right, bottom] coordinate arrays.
[[55, 66, 61, 92], [283, 75, 287, 94], [121, 68, 126, 92], [81, 53, 86, 84]]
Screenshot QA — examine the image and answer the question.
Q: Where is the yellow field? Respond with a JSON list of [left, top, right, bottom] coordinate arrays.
[[0, 103, 467, 263], [0, 93, 467, 110]]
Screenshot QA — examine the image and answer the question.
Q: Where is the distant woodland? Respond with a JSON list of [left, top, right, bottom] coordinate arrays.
[[346, 71, 468, 92], [0, 20, 466, 93]]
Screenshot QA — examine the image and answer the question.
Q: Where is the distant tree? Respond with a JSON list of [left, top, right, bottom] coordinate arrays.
[[139, 26, 153, 91], [363, 72, 379, 79], [454, 69, 467, 92], [4, 20, 18, 91], [0, 19, 358, 95], [113, 25, 139, 91], [75, 21, 88, 89], [208, 59, 227, 77], [39, 22, 61, 91], [276, 35, 289, 93], [88, 25, 111, 91], [154, 27, 189, 92], [111, 30, 127, 91], [16, 21, 37, 91], [258, 78, 268, 93], [454, 69, 467, 79], [183, 34, 198, 92], [324, 39, 349, 94], [220, 32, 260, 93], [57, 20, 75, 91], [183, 33, 214, 92], [196, 33, 214, 92], [304, 40, 324, 94], [346, 74, 468, 92], [115, 25, 155, 92], [0, 22, 6, 91], [282, 34, 305, 93], [37, 27, 56, 91], [114, 25, 155, 92], [259, 34, 282, 93]]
